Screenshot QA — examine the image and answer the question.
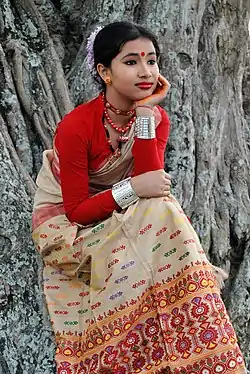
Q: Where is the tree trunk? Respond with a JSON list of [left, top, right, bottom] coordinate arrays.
[[0, 0, 249, 372]]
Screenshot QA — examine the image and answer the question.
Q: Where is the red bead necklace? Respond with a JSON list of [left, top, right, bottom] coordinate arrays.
[[101, 91, 135, 116], [103, 109, 136, 142], [102, 92, 136, 143]]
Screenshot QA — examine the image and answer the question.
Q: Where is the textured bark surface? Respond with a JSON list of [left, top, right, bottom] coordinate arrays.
[[0, 0, 249, 372]]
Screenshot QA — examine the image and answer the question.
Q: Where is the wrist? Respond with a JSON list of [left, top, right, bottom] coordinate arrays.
[[134, 116, 156, 139], [112, 177, 139, 209], [130, 176, 140, 197], [135, 106, 154, 116]]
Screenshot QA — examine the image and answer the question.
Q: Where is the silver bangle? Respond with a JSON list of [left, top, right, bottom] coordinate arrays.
[[112, 177, 139, 209], [134, 116, 156, 139]]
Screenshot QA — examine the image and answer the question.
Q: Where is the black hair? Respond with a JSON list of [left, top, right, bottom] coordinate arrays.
[[93, 21, 161, 88]]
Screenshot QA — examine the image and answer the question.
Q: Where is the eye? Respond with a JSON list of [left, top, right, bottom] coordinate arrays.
[[124, 60, 137, 65], [148, 60, 157, 65]]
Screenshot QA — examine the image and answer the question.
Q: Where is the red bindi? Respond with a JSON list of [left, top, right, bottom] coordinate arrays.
[[140, 52, 145, 57]]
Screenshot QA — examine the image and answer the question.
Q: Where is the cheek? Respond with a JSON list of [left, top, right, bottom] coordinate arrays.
[[153, 64, 160, 76], [119, 67, 135, 80], [113, 72, 135, 89]]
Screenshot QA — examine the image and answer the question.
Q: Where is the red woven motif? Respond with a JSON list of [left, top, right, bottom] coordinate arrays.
[[55, 268, 245, 373]]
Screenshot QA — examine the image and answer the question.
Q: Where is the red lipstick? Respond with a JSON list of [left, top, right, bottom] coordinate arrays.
[[135, 82, 153, 89]]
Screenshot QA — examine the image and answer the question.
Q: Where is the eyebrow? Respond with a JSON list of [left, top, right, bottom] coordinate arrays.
[[121, 52, 156, 60]]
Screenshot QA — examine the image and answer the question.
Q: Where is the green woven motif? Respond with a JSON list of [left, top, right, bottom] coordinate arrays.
[[152, 243, 161, 252], [87, 239, 101, 247], [64, 321, 78, 326], [179, 252, 190, 261], [78, 309, 88, 315], [92, 223, 105, 234], [164, 248, 177, 257]]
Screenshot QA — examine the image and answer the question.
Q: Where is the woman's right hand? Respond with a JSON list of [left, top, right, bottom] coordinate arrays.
[[135, 74, 170, 109], [131, 170, 171, 198]]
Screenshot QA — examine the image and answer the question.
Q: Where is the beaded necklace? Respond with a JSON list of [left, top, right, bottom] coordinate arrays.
[[101, 92, 136, 155], [101, 91, 135, 117]]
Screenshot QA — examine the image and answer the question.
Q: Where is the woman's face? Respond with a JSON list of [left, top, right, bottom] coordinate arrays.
[[106, 38, 160, 102]]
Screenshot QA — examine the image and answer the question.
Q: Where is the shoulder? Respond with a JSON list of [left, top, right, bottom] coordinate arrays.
[[55, 94, 102, 139]]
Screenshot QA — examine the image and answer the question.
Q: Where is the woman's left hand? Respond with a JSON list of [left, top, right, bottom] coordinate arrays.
[[135, 74, 170, 108]]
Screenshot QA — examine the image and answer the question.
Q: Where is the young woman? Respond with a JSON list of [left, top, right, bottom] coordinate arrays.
[[32, 21, 246, 374]]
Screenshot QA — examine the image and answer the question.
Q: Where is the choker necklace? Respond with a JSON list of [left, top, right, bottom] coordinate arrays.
[[101, 91, 135, 116], [102, 92, 136, 143]]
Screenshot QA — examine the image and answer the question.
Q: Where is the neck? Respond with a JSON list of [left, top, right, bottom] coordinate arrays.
[[104, 87, 134, 126], [105, 87, 134, 111]]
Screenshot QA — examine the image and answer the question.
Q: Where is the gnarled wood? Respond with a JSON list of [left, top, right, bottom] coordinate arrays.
[[0, 0, 249, 372]]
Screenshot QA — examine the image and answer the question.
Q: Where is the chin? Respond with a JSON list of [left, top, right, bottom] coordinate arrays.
[[129, 90, 154, 102], [135, 93, 153, 101], [117, 87, 155, 103]]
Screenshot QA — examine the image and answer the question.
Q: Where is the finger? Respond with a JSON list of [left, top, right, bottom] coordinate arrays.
[[164, 176, 172, 185], [162, 190, 171, 197], [158, 74, 170, 87], [164, 174, 172, 181], [162, 175, 171, 184], [161, 185, 171, 192], [158, 74, 171, 94], [164, 172, 172, 180], [135, 96, 153, 105], [165, 180, 171, 186]]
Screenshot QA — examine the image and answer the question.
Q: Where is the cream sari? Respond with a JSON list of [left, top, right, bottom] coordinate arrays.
[[32, 122, 246, 374]]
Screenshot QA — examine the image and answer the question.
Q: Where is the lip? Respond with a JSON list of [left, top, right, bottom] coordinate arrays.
[[135, 82, 154, 89]]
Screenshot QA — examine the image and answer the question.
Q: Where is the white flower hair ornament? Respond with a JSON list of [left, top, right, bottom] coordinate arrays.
[[86, 26, 103, 84]]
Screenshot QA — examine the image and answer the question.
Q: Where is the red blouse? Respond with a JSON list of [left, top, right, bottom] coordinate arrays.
[[54, 94, 170, 225]]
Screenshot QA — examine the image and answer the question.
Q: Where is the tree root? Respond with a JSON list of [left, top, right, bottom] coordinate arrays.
[[0, 114, 37, 196]]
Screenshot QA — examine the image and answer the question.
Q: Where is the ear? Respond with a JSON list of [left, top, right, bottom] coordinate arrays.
[[96, 63, 111, 83]]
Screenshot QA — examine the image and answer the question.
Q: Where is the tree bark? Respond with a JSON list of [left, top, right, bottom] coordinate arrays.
[[0, 0, 249, 372]]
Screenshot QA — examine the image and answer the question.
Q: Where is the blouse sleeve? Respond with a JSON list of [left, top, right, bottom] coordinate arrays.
[[55, 119, 120, 226], [132, 108, 170, 175]]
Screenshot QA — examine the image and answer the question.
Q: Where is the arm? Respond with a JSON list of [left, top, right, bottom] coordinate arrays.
[[132, 108, 170, 176], [55, 121, 120, 226]]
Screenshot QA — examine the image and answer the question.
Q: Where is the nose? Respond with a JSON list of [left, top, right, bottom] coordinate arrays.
[[137, 61, 152, 79]]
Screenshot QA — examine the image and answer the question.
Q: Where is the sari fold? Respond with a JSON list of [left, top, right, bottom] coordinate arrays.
[[32, 133, 246, 374]]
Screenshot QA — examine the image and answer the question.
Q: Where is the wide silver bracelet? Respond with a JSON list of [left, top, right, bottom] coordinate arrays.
[[112, 177, 139, 209], [134, 116, 156, 139]]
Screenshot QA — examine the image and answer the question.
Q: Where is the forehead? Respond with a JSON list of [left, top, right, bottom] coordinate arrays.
[[120, 38, 155, 55]]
